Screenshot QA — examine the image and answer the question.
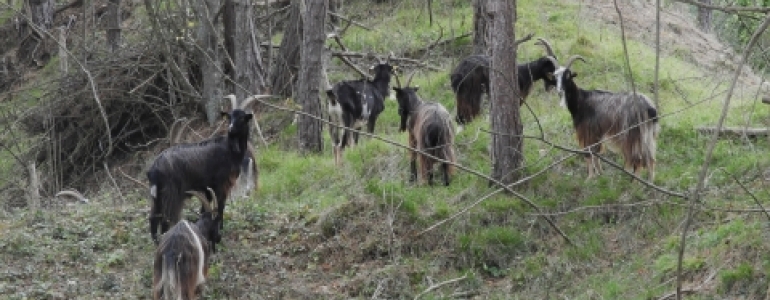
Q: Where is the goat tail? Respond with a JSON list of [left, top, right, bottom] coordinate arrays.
[[154, 252, 182, 300]]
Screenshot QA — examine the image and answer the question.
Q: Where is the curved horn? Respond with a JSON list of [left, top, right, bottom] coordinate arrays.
[[393, 72, 403, 89], [223, 94, 238, 111], [55, 189, 89, 203], [186, 187, 218, 216], [405, 71, 417, 87], [535, 38, 557, 59], [239, 95, 274, 110], [563, 55, 586, 71]]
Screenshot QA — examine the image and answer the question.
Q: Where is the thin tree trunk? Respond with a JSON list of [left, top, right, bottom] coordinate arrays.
[[193, 0, 223, 124], [488, 0, 522, 186], [270, 0, 302, 97], [223, 0, 236, 93], [298, 0, 325, 152], [106, 0, 121, 52], [472, 0, 488, 55], [697, 0, 712, 32], [235, 0, 267, 101]]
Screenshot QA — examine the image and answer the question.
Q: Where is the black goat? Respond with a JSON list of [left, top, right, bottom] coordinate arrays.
[[393, 80, 456, 186], [152, 189, 217, 300], [147, 94, 267, 251], [326, 60, 396, 164], [550, 55, 659, 181], [450, 38, 559, 125]]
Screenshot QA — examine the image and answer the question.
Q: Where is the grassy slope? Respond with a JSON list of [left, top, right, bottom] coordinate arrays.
[[3, 0, 770, 299]]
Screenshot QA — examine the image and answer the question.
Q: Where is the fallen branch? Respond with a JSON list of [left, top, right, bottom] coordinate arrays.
[[328, 11, 372, 31], [414, 275, 468, 300]]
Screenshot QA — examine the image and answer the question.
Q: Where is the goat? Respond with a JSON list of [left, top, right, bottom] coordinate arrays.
[[152, 189, 217, 300], [326, 59, 396, 164], [450, 38, 559, 125], [550, 55, 660, 181], [147, 94, 268, 251], [393, 76, 456, 186]]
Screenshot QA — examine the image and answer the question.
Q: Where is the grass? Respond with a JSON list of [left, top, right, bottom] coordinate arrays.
[[3, 0, 770, 299]]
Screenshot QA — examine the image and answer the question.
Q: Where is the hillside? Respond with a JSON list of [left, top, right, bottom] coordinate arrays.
[[2, 0, 770, 299]]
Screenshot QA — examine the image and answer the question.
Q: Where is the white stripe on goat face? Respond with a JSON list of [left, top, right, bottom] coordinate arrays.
[[553, 67, 568, 107]]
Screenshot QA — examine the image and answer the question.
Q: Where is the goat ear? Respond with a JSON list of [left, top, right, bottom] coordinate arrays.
[[414, 86, 420, 92], [244, 113, 253, 121], [573, 72, 579, 78], [325, 89, 334, 98], [220, 111, 230, 119]]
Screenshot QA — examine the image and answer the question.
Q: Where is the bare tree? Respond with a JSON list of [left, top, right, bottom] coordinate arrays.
[[270, 0, 303, 97], [472, 0, 488, 55], [297, 0, 326, 152], [106, 0, 121, 52], [191, 0, 224, 124], [488, 0, 522, 185], [697, 0, 712, 32], [233, 0, 267, 100]]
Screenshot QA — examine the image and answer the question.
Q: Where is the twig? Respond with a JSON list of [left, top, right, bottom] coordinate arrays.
[[328, 11, 372, 31], [613, 0, 637, 95], [728, 171, 770, 222], [118, 166, 148, 189], [104, 162, 124, 204], [414, 275, 468, 300], [675, 12, 770, 300], [673, 0, 770, 13]]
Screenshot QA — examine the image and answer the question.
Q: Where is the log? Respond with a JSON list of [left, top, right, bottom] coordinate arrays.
[[696, 126, 770, 137]]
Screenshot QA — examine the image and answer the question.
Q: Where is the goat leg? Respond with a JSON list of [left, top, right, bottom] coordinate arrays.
[[442, 163, 450, 186], [409, 158, 417, 183]]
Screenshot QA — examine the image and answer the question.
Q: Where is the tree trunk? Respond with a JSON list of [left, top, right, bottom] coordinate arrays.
[[106, 0, 121, 52], [697, 0, 712, 32], [270, 0, 302, 98], [472, 0, 488, 55], [223, 0, 236, 92], [234, 0, 267, 101], [488, 0, 522, 186], [20, 0, 55, 65], [192, 0, 223, 124], [297, 0, 326, 152]]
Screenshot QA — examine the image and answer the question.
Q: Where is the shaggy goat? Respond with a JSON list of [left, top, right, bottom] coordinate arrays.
[[551, 55, 659, 181], [147, 94, 267, 251], [152, 189, 217, 300], [450, 38, 559, 125], [393, 83, 456, 186], [327, 60, 396, 164]]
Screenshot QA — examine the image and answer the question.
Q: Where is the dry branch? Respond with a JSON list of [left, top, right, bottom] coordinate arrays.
[[331, 51, 441, 71], [673, 0, 770, 13], [695, 126, 770, 137]]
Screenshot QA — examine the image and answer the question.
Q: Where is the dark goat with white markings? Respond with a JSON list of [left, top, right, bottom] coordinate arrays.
[[152, 189, 217, 300], [393, 75, 456, 186], [450, 38, 559, 125], [550, 55, 660, 180], [147, 94, 268, 251], [326, 59, 396, 164]]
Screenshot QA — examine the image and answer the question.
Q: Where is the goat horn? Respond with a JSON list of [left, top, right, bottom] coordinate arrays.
[[55, 189, 89, 203], [393, 72, 403, 88], [186, 187, 217, 216], [224, 94, 238, 111], [563, 55, 586, 70], [405, 71, 417, 87], [535, 38, 557, 59], [239, 95, 274, 110]]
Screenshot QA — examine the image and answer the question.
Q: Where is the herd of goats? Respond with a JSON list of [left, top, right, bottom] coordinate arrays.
[[146, 38, 660, 299]]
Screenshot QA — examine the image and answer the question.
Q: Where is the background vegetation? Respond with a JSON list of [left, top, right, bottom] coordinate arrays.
[[1, 0, 770, 299]]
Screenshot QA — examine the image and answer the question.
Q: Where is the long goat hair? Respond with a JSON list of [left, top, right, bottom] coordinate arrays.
[[393, 80, 456, 186], [551, 55, 660, 181], [153, 189, 217, 300], [327, 59, 396, 164], [450, 38, 559, 125], [147, 94, 269, 252]]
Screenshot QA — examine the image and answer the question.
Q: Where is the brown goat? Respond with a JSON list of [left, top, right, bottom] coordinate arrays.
[[393, 85, 456, 186], [551, 55, 660, 181], [152, 189, 217, 300]]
